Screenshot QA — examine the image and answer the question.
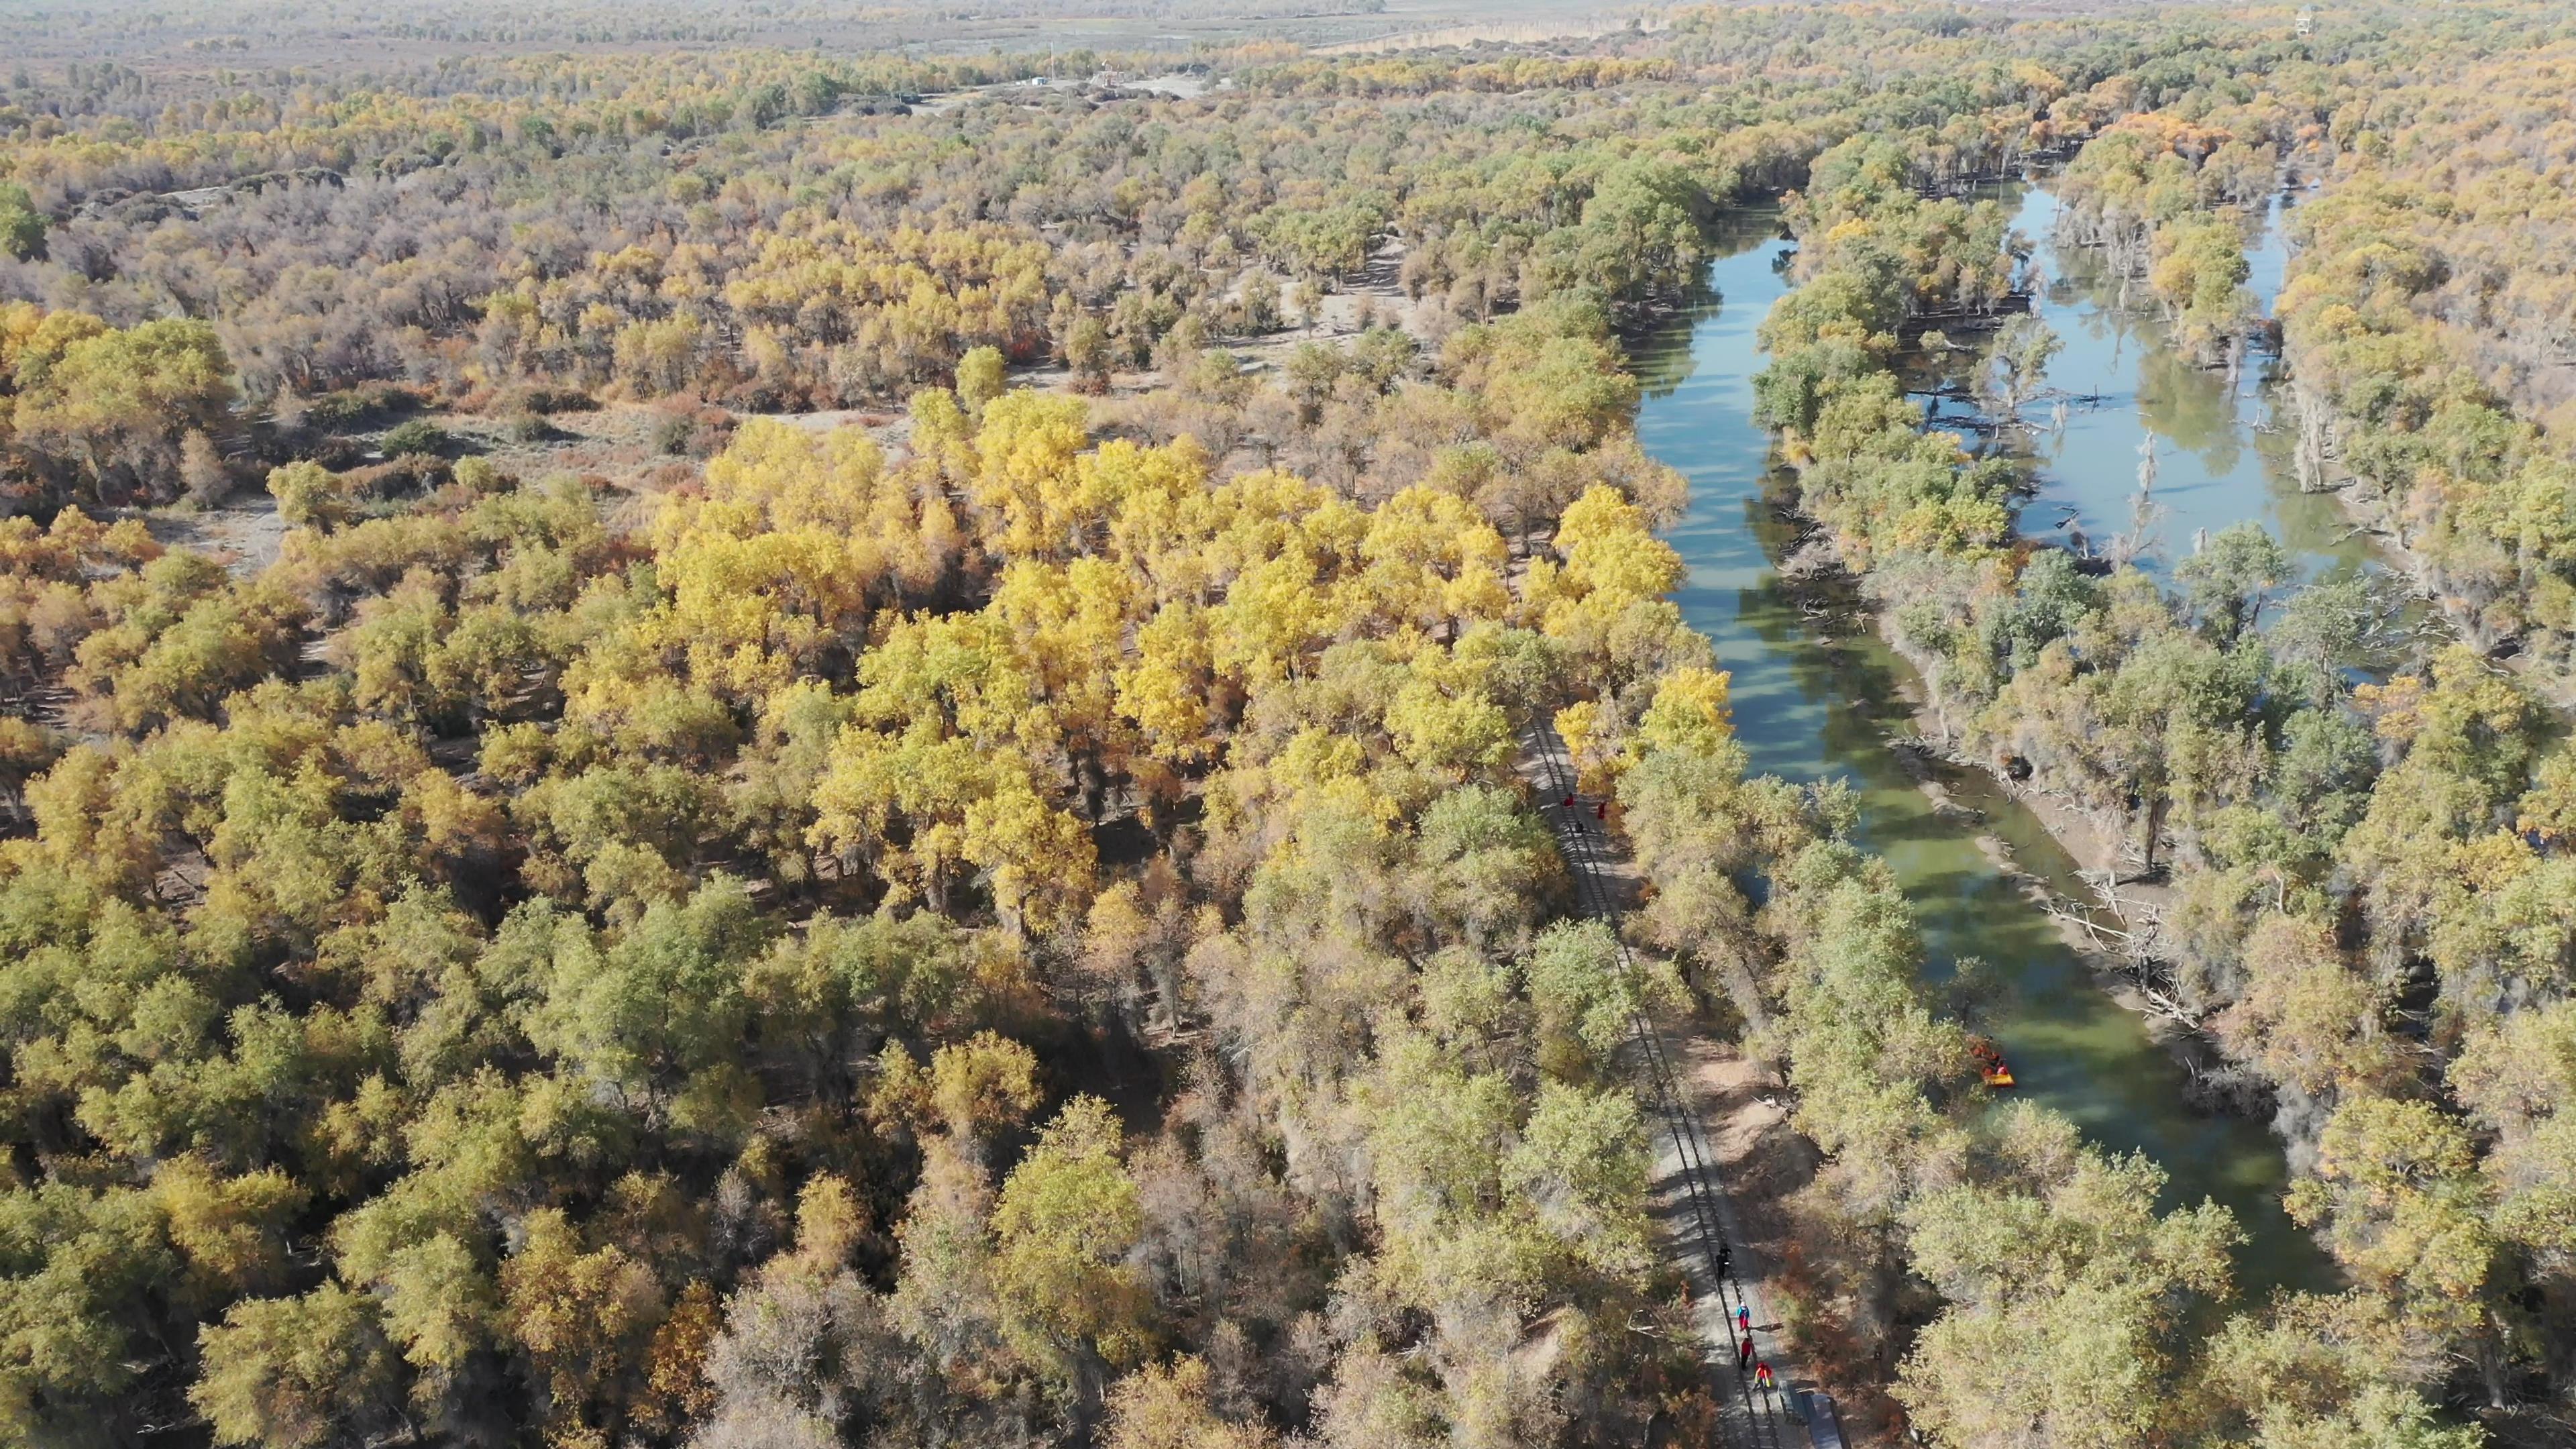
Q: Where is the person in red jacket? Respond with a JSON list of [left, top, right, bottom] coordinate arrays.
[[1737, 1335, 1754, 1371]]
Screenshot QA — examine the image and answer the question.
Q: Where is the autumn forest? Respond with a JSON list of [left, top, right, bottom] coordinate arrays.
[[3, 3, 2576, 1448]]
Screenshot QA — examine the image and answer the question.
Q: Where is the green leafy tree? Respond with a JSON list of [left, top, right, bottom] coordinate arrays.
[[191, 1284, 402, 1449], [2176, 521, 2290, 641], [2288, 1097, 2498, 1358], [1567, 158, 1707, 311], [1504, 1081, 1653, 1279], [990, 1095, 1152, 1405], [11, 318, 235, 502], [0, 182, 44, 262], [1521, 919, 1668, 1075], [523, 878, 769, 1135], [1978, 313, 2062, 418], [1896, 1106, 2242, 1449], [929, 1030, 1044, 1142]]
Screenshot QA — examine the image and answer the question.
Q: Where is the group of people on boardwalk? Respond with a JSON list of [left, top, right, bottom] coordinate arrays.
[[1731, 1303, 1774, 1391], [1549, 784, 1785, 1423]]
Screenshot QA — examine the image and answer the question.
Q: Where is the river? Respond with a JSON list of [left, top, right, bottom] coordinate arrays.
[[1633, 192, 2338, 1295]]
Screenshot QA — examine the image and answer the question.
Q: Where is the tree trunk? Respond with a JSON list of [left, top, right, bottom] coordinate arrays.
[[2138, 791, 2168, 879]]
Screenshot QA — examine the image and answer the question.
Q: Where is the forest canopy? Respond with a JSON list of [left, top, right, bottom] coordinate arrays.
[[4, 3, 2576, 1448]]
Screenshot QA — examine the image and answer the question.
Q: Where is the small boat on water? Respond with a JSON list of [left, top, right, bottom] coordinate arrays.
[[1970, 1038, 2017, 1089]]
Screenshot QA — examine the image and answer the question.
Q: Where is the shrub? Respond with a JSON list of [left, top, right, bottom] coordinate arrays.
[[267, 460, 351, 527], [650, 402, 734, 458], [180, 430, 233, 507], [380, 420, 449, 458], [301, 384, 416, 431], [453, 456, 511, 494], [503, 384, 596, 416], [367, 453, 451, 496]]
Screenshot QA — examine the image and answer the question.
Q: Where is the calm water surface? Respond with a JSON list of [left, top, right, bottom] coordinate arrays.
[[1635, 199, 2336, 1295], [1933, 186, 2369, 586]]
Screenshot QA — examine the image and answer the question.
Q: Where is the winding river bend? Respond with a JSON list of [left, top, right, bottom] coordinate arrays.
[[1632, 193, 2338, 1295]]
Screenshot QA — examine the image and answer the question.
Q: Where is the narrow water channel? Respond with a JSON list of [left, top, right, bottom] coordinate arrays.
[[1635, 198, 2337, 1295]]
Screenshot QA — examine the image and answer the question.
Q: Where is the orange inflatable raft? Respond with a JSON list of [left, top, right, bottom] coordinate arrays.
[[1970, 1038, 2017, 1089]]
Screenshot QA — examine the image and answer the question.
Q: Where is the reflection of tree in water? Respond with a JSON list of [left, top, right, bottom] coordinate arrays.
[[1625, 211, 1788, 400], [2133, 339, 2244, 472], [2007, 180, 2400, 595], [2045, 250, 2133, 349], [2252, 421, 2371, 570], [1733, 468, 1931, 784], [1627, 301, 1713, 398], [1734, 576, 1928, 798]]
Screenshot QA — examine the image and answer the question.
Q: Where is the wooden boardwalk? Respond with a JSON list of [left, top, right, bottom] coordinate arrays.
[[1519, 718, 1816, 1449]]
